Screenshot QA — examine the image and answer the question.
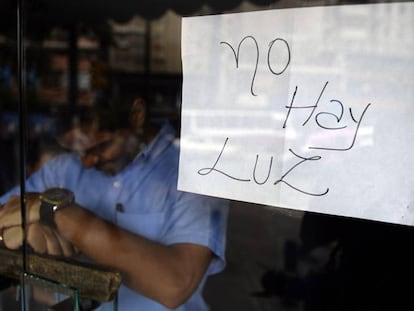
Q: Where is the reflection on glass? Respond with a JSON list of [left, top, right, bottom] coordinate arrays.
[[22, 273, 81, 311], [1, 1, 413, 311], [2, 2, 237, 310]]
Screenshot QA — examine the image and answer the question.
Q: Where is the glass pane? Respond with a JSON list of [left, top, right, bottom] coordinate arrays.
[[22, 0, 121, 305], [1, 1, 413, 311], [21, 273, 81, 311], [0, 0, 21, 310], [0, 3, 19, 194]]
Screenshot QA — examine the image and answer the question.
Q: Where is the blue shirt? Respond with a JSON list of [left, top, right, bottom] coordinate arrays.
[[1, 122, 229, 311]]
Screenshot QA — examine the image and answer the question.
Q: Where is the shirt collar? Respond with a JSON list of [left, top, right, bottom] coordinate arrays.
[[133, 121, 176, 163]]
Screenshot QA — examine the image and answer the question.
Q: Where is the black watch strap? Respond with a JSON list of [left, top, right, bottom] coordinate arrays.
[[39, 188, 74, 229], [39, 201, 57, 228]]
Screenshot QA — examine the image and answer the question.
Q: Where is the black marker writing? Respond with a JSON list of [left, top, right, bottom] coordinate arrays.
[[221, 36, 291, 96], [267, 38, 291, 75], [315, 99, 347, 130], [283, 81, 329, 128], [253, 154, 273, 185], [203, 33, 375, 199], [220, 36, 259, 96], [198, 137, 329, 197], [309, 103, 371, 151], [274, 149, 329, 196], [198, 137, 251, 182], [280, 80, 372, 151]]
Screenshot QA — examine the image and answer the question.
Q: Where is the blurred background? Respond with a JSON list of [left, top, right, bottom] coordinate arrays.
[[1, 0, 414, 310]]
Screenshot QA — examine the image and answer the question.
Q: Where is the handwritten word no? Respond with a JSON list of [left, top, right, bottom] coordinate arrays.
[[220, 36, 290, 96]]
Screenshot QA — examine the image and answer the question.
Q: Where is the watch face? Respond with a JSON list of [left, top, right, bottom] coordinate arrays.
[[41, 188, 74, 206]]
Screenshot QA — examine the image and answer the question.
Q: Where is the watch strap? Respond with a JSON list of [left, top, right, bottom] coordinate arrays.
[[39, 188, 74, 229], [39, 201, 57, 228]]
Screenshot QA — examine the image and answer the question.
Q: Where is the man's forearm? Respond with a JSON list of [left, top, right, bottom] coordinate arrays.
[[55, 203, 212, 309]]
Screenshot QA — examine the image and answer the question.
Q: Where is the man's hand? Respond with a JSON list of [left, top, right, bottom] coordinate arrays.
[[0, 193, 76, 257], [0, 193, 41, 228], [2, 223, 75, 256]]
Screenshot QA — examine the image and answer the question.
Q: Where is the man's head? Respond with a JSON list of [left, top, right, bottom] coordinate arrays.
[[58, 97, 148, 175]]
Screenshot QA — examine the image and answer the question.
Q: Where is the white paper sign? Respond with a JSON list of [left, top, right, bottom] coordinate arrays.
[[179, 2, 414, 226]]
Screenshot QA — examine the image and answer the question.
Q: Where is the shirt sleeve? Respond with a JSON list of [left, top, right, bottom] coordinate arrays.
[[0, 153, 75, 204], [160, 189, 229, 275]]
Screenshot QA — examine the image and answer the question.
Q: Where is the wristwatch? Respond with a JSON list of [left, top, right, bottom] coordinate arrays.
[[39, 188, 75, 229]]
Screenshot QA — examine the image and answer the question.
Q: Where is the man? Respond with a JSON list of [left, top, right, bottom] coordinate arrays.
[[0, 98, 229, 310]]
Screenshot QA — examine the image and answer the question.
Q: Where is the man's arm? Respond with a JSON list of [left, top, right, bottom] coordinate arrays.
[[55, 203, 213, 309], [0, 194, 214, 309]]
